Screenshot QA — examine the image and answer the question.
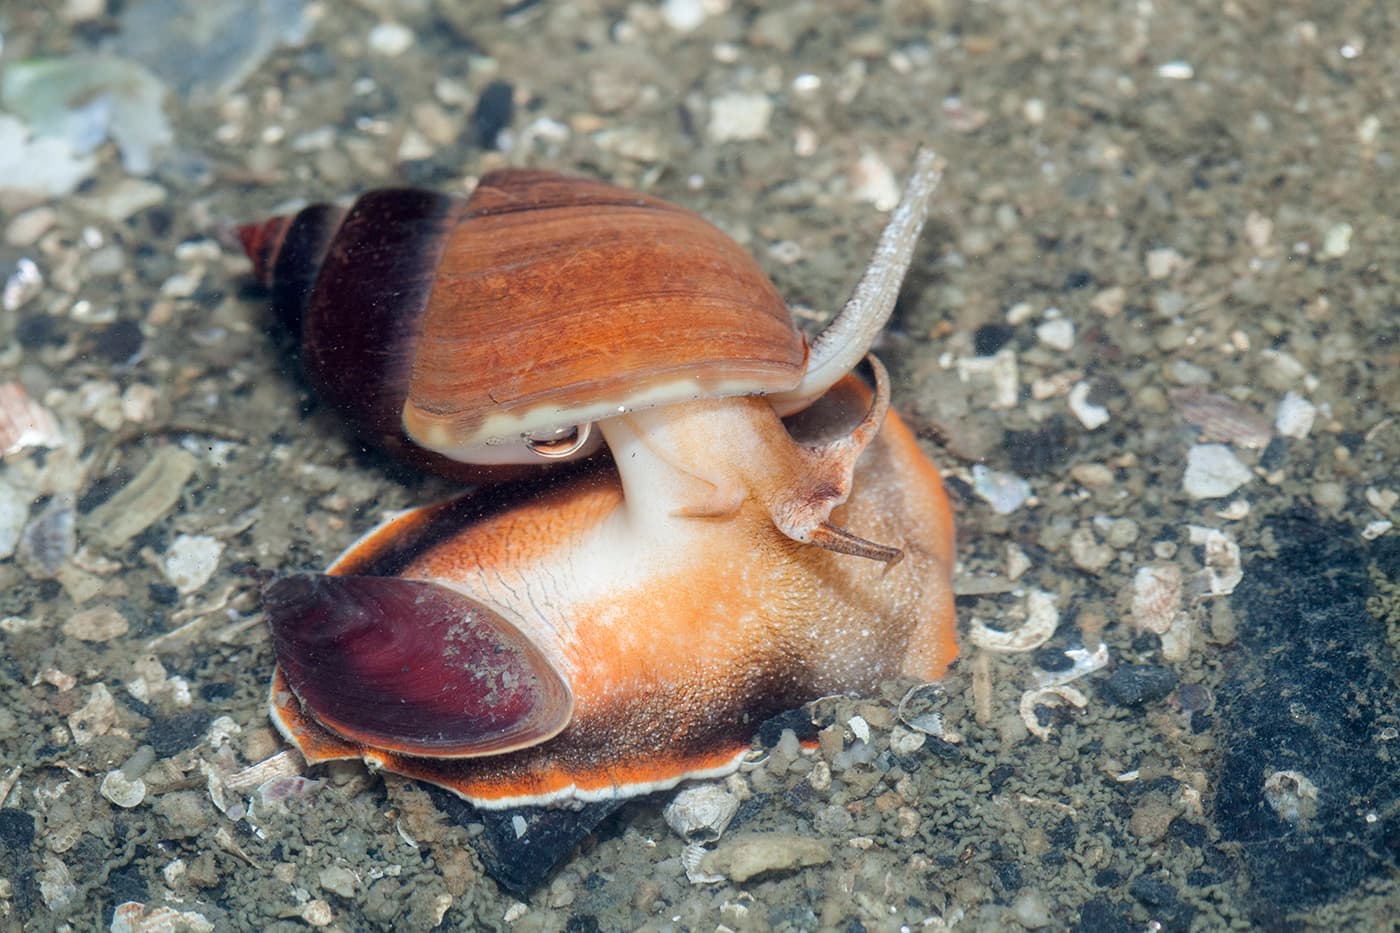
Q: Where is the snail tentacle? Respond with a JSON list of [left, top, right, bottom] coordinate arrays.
[[773, 148, 945, 413]]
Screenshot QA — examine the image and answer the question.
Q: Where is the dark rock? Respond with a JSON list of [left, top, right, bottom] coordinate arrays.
[[1075, 897, 1135, 933], [1003, 416, 1073, 475], [428, 785, 623, 899], [1128, 876, 1195, 932], [994, 859, 1023, 891], [1049, 814, 1078, 848], [1094, 868, 1123, 888], [88, 318, 145, 368], [472, 80, 515, 149], [1101, 665, 1177, 707], [148, 710, 209, 757], [973, 323, 1015, 356], [0, 808, 34, 850], [1063, 268, 1095, 290], [1258, 435, 1288, 471]]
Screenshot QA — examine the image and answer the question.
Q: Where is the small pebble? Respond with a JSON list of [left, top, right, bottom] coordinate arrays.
[[1128, 793, 1179, 842], [708, 92, 773, 143], [1320, 222, 1352, 259], [1012, 890, 1053, 928], [1035, 317, 1075, 351], [1068, 527, 1114, 572], [302, 899, 334, 927], [155, 791, 210, 838], [319, 865, 358, 898], [61, 605, 129, 642], [1145, 247, 1186, 279], [5, 206, 57, 246], [700, 832, 831, 882], [661, 0, 707, 31], [162, 534, 222, 593], [368, 21, 414, 57]]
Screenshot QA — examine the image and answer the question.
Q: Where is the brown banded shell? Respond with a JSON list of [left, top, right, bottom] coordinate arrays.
[[239, 170, 808, 471]]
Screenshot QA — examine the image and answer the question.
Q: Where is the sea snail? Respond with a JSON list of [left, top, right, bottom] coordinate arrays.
[[243, 150, 959, 808]]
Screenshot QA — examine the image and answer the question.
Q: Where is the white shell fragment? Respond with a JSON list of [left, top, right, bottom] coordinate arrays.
[[661, 0, 709, 31], [1188, 525, 1243, 596], [664, 783, 740, 844], [681, 842, 727, 884], [162, 533, 222, 593], [1262, 770, 1319, 824], [69, 683, 117, 746], [970, 463, 1032, 515], [1159, 611, 1196, 663], [848, 150, 901, 211], [1130, 565, 1182, 635], [1366, 487, 1398, 515], [1361, 520, 1392, 541], [1068, 382, 1110, 430], [968, 590, 1059, 653], [1275, 391, 1316, 439], [1019, 685, 1088, 741], [100, 769, 147, 808], [224, 750, 305, 793], [957, 348, 1019, 409], [1182, 444, 1253, 499], [1321, 222, 1353, 259], [39, 855, 77, 913], [895, 681, 962, 744], [0, 480, 30, 558]]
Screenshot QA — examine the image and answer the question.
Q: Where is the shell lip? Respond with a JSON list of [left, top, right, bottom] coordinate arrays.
[[402, 360, 807, 464]]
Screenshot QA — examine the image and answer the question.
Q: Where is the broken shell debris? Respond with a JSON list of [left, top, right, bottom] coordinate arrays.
[[663, 782, 740, 844], [970, 463, 1032, 514], [968, 589, 1059, 653], [0, 381, 65, 457], [1169, 387, 1272, 449], [1019, 685, 1089, 741], [1130, 564, 1182, 635], [111, 901, 215, 933], [1182, 443, 1254, 500], [1188, 525, 1243, 597]]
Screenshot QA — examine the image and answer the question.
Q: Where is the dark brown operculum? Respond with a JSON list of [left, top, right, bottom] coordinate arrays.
[[240, 191, 512, 481]]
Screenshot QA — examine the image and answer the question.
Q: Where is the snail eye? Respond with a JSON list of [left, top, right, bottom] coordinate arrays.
[[525, 423, 593, 459]]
